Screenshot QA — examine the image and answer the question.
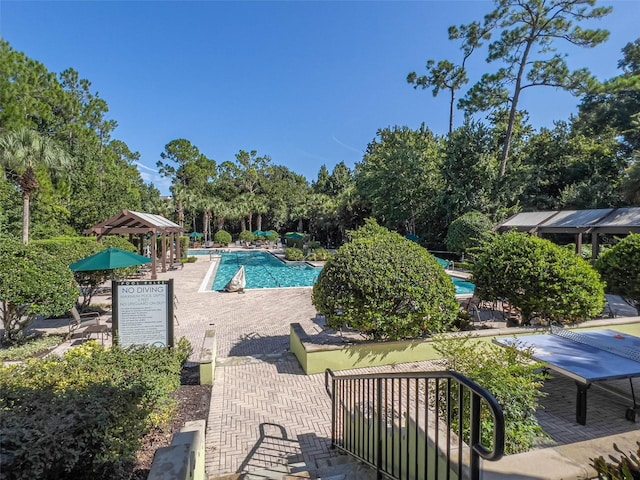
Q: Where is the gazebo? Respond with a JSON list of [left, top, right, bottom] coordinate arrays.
[[84, 210, 184, 279], [496, 207, 640, 258]]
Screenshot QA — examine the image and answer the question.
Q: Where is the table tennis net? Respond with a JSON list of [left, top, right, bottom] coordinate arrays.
[[551, 326, 640, 363]]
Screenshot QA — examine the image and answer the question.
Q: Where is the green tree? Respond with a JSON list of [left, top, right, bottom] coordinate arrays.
[[575, 38, 640, 152], [458, 0, 612, 177], [471, 232, 605, 324], [439, 121, 501, 223], [408, 22, 490, 133], [620, 151, 640, 204], [0, 128, 71, 243], [355, 126, 445, 243], [520, 122, 625, 210], [445, 211, 494, 255], [595, 233, 640, 309], [0, 237, 78, 342], [313, 220, 458, 341]]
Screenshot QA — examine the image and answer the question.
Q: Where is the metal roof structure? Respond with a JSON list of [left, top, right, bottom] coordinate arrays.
[[496, 207, 640, 257], [497, 208, 640, 235], [84, 210, 184, 279]]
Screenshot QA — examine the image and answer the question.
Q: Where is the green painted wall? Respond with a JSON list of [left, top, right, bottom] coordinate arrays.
[[291, 321, 640, 375]]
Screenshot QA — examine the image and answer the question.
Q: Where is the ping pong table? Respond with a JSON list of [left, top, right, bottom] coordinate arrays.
[[494, 327, 640, 425]]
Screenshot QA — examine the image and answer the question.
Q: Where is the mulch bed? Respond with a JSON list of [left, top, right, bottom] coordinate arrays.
[[127, 365, 212, 479]]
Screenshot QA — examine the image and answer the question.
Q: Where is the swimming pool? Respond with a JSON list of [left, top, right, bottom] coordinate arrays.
[[208, 251, 321, 290], [190, 250, 475, 294]]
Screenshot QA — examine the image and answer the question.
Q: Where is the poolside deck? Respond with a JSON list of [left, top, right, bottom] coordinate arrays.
[[15, 255, 640, 478]]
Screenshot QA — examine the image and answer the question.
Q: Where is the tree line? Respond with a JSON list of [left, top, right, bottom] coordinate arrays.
[[0, 1, 638, 249]]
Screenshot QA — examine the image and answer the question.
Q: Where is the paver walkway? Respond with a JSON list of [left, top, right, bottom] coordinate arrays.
[[20, 251, 640, 477]]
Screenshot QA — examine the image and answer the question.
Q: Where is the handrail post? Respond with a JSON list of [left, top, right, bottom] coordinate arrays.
[[325, 369, 336, 448], [470, 393, 481, 480], [376, 377, 383, 480]]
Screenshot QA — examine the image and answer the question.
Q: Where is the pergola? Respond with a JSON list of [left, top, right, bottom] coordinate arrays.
[[496, 207, 640, 258], [84, 210, 184, 279]]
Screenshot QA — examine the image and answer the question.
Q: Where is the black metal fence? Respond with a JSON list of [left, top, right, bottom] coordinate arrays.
[[325, 369, 505, 480]]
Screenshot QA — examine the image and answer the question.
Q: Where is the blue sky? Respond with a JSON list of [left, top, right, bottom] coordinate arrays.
[[2, 1, 638, 195]]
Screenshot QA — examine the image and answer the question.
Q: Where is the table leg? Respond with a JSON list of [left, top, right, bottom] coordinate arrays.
[[576, 382, 591, 425]]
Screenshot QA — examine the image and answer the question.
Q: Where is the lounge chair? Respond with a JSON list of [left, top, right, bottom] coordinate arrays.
[[68, 307, 111, 344]]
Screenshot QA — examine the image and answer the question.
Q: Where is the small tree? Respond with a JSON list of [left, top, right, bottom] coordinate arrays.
[[445, 211, 494, 255], [434, 335, 546, 454], [214, 230, 232, 246], [31, 236, 104, 312], [238, 230, 254, 244], [0, 237, 78, 342], [595, 233, 640, 310], [313, 220, 458, 341], [472, 232, 605, 324]]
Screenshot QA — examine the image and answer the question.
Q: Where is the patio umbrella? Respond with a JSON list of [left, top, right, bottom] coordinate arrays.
[[252, 230, 267, 237], [189, 232, 204, 239], [285, 232, 305, 240], [405, 234, 421, 243], [69, 247, 152, 272]]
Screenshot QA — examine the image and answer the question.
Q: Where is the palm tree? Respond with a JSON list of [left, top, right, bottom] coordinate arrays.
[[0, 128, 71, 244]]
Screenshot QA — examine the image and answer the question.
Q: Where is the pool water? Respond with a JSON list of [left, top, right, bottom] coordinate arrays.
[[190, 250, 475, 294], [211, 251, 322, 290]]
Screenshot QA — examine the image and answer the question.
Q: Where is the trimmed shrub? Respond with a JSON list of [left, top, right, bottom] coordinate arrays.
[[445, 211, 494, 255], [214, 230, 232, 246], [595, 233, 640, 310], [0, 237, 78, 343], [0, 339, 191, 480], [306, 248, 331, 261], [238, 230, 254, 243], [285, 247, 304, 261], [434, 335, 546, 455], [472, 232, 605, 324], [313, 219, 458, 341]]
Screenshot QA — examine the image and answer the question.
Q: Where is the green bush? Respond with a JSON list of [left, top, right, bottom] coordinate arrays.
[[591, 442, 640, 480], [0, 339, 191, 480], [595, 233, 640, 310], [214, 230, 232, 245], [0, 237, 78, 343], [32, 236, 109, 312], [445, 211, 494, 255], [0, 334, 65, 361], [266, 230, 279, 242], [306, 248, 331, 261], [238, 230, 254, 243], [313, 219, 458, 341], [472, 232, 605, 324], [434, 335, 546, 455], [285, 247, 304, 261]]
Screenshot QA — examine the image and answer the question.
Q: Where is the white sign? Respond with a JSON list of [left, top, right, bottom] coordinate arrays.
[[113, 280, 173, 348]]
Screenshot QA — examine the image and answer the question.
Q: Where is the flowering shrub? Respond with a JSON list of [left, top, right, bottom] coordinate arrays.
[[0, 338, 191, 480]]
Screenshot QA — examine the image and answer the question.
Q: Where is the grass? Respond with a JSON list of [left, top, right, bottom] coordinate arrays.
[[0, 334, 66, 361]]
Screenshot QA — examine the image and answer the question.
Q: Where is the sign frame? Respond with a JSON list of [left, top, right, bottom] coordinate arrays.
[[112, 279, 174, 348]]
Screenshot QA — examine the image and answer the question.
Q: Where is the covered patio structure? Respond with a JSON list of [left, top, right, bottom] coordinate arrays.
[[84, 210, 184, 280], [496, 207, 640, 258]]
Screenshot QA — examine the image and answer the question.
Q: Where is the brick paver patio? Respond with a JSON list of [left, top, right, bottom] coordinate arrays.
[[23, 251, 640, 477]]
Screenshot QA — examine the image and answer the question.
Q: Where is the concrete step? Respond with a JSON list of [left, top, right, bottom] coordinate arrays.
[[209, 453, 376, 480]]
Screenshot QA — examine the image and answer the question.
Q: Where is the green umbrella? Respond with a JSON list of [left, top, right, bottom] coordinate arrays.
[[69, 247, 152, 272], [405, 234, 421, 243], [189, 232, 204, 238], [252, 230, 268, 237], [285, 232, 305, 240]]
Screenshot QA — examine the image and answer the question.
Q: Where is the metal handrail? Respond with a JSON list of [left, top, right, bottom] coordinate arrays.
[[325, 368, 505, 480]]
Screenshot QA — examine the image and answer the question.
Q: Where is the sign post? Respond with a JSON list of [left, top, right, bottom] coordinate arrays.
[[112, 279, 174, 348]]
